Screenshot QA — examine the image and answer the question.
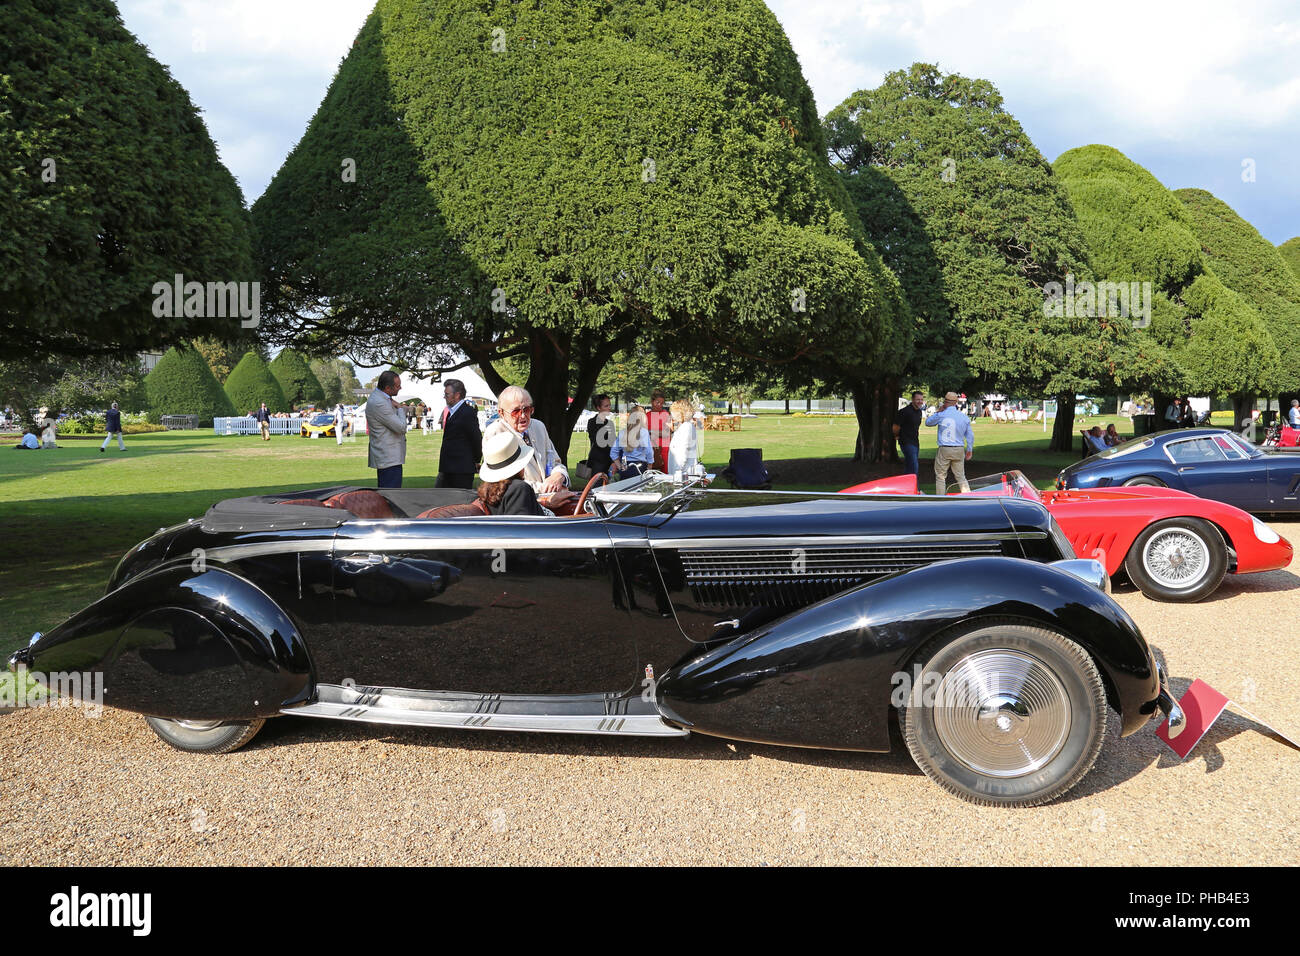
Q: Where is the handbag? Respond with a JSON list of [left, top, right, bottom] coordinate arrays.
[[574, 459, 594, 482]]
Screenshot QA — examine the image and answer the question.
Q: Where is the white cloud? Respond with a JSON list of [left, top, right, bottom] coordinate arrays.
[[767, 0, 1300, 135]]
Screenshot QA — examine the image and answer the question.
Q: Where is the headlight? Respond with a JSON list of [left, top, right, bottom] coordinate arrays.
[[1252, 517, 1280, 544]]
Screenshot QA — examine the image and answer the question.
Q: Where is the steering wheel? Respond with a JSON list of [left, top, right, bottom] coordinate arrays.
[[575, 472, 609, 515]]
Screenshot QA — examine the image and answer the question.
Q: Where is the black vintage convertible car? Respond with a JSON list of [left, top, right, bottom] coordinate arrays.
[[10, 473, 1183, 806]]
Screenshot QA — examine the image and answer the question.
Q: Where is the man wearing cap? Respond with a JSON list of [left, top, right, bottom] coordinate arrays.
[[925, 391, 974, 494]]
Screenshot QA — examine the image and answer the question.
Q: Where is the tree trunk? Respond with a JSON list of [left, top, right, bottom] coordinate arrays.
[[850, 380, 873, 462], [876, 377, 900, 465], [1231, 392, 1254, 433], [1048, 391, 1076, 453], [784, 398, 789, 414]]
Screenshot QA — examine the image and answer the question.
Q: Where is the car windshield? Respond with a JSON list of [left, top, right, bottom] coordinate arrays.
[[961, 471, 1042, 503], [311, 413, 333, 425], [1227, 432, 1263, 458]]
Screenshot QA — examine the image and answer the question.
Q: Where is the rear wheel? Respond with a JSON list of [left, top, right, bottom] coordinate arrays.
[[144, 716, 265, 754], [1123, 517, 1227, 602], [1122, 476, 1166, 487], [901, 622, 1107, 807]]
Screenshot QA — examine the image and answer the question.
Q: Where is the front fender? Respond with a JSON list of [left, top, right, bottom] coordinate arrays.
[[656, 557, 1159, 752], [14, 563, 313, 720]]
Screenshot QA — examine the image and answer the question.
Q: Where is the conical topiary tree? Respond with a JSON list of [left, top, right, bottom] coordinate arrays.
[[224, 351, 287, 415], [252, 0, 907, 456], [1054, 145, 1280, 420], [1, 0, 255, 360], [144, 347, 235, 426], [1279, 239, 1300, 281], [269, 349, 326, 408], [1175, 189, 1300, 394]]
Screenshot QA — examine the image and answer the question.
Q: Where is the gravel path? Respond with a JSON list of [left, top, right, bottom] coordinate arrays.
[[4, 519, 1298, 866]]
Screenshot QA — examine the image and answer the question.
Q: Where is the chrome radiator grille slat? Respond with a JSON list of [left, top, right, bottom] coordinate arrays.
[[678, 543, 1003, 606]]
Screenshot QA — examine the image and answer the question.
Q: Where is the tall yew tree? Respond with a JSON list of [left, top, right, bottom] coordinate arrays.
[[0, 0, 255, 359], [1055, 146, 1280, 422], [824, 65, 1116, 452], [253, 0, 905, 454], [1175, 189, 1300, 395]]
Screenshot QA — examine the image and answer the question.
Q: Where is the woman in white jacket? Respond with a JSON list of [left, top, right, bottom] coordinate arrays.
[[667, 399, 702, 476]]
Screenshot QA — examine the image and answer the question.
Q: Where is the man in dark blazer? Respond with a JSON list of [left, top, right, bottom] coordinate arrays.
[[436, 378, 481, 488]]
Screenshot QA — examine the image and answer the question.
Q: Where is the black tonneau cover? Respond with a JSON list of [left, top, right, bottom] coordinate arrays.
[[200, 486, 477, 533]]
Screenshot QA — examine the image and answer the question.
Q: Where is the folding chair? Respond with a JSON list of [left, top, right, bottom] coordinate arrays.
[[721, 448, 772, 490]]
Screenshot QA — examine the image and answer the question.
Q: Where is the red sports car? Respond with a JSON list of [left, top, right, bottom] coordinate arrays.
[[841, 471, 1293, 602]]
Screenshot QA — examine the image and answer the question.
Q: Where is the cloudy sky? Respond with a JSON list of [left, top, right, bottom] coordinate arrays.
[[119, 0, 1299, 246]]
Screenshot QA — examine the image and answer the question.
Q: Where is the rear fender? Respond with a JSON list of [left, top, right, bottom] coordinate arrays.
[[655, 557, 1159, 751], [15, 563, 313, 720]]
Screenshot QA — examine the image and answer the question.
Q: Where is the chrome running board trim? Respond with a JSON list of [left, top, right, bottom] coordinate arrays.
[[283, 683, 688, 737]]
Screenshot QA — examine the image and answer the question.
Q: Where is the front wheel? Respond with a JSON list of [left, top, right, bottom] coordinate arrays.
[[1123, 517, 1227, 602], [144, 716, 265, 754], [901, 622, 1107, 807]]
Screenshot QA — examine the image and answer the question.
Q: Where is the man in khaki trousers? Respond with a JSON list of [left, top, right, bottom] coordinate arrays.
[[925, 391, 974, 494]]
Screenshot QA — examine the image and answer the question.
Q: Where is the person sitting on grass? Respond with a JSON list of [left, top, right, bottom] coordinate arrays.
[[1104, 423, 1121, 446], [14, 427, 40, 450]]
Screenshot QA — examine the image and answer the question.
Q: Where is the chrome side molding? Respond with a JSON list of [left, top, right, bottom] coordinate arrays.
[[285, 683, 689, 738]]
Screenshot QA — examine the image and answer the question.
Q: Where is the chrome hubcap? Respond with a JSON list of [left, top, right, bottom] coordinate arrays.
[[172, 719, 223, 731], [932, 650, 1071, 777], [1143, 529, 1208, 589]]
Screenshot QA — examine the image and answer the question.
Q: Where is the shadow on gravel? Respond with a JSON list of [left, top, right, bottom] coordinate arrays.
[[257, 713, 924, 777]]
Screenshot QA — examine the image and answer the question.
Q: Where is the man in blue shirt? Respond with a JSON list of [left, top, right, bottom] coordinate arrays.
[[925, 391, 974, 494], [1289, 400, 1300, 429]]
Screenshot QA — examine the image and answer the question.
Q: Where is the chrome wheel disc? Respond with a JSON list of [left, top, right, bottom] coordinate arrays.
[[1143, 529, 1209, 589], [931, 649, 1071, 778], [171, 719, 223, 731]]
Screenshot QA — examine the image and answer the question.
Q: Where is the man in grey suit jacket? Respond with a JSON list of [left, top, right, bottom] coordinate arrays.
[[366, 370, 407, 488]]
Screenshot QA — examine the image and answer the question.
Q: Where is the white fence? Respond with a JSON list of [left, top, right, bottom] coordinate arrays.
[[214, 417, 304, 436]]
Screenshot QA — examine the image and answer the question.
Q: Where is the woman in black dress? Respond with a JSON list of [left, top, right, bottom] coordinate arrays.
[[476, 428, 549, 516], [586, 393, 616, 477]]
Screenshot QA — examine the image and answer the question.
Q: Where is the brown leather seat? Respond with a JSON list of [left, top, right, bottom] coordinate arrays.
[[415, 500, 490, 519], [278, 498, 329, 507], [323, 490, 394, 519]]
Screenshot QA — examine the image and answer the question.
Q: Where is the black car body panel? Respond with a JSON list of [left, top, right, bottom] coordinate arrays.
[[656, 557, 1158, 750], [14, 478, 1162, 756], [19, 562, 313, 719]]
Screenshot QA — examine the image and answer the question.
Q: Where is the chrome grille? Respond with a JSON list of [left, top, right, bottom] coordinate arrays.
[[678, 543, 1004, 607]]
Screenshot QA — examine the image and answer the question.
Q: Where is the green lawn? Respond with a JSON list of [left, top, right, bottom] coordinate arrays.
[[0, 413, 1133, 657]]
